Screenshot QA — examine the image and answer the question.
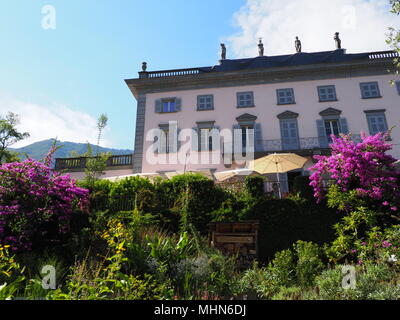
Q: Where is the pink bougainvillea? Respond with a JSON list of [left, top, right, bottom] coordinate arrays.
[[309, 132, 400, 208], [0, 159, 89, 251]]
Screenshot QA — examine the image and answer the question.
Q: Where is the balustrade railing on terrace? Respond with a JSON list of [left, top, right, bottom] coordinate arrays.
[[141, 68, 203, 79], [256, 134, 361, 153], [54, 154, 133, 170], [368, 51, 399, 60], [138, 51, 397, 79]]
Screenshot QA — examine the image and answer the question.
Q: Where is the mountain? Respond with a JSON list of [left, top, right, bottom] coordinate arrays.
[[10, 139, 133, 161]]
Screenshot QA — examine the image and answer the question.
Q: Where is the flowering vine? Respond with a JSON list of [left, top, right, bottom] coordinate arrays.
[[0, 159, 89, 251], [309, 132, 400, 211]]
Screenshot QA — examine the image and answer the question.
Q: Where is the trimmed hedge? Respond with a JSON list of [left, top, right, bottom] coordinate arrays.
[[81, 174, 339, 262], [241, 198, 339, 262], [83, 174, 229, 234], [292, 175, 314, 201]]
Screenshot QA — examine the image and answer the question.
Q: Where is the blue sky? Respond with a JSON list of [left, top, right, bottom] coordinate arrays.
[[0, 0, 397, 150], [0, 0, 244, 149]]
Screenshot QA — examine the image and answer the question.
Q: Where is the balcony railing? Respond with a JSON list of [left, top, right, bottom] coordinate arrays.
[[368, 51, 399, 60], [54, 154, 133, 171], [256, 135, 361, 153], [137, 51, 398, 80], [140, 68, 203, 79]]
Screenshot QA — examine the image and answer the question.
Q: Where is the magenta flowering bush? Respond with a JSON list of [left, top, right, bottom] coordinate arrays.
[[309, 132, 400, 210], [349, 226, 400, 267], [0, 159, 89, 251]]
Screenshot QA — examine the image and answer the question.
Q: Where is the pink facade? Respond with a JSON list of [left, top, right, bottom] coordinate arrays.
[[123, 48, 400, 191], [140, 74, 399, 174]]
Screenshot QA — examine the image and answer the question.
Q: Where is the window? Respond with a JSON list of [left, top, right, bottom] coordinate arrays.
[[196, 121, 217, 152], [360, 82, 381, 99], [155, 127, 170, 154], [324, 119, 340, 142], [318, 85, 337, 102], [276, 88, 295, 105], [396, 81, 400, 95], [197, 95, 214, 110], [237, 92, 254, 108], [241, 125, 254, 151], [280, 119, 299, 150], [366, 112, 388, 135], [155, 97, 181, 113], [162, 99, 176, 113], [199, 128, 214, 151]]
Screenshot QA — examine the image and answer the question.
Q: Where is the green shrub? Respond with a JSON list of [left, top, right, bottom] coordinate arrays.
[[292, 175, 314, 201], [242, 198, 338, 261], [245, 175, 265, 199], [294, 241, 325, 287], [237, 262, 278, 299], [77, 179, 114, 212], [349, 263, 395, 300], [315, 263, 400, 300], [271, 286, 303, 300], [315, 265, 348, 300], [268, 249, 296, 287]]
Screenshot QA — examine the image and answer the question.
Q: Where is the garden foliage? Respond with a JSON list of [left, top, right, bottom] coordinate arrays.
[[0, 159, 89, 252]]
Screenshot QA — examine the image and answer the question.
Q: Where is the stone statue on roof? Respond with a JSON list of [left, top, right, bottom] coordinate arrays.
[[220, 43, 226, 60], [295, 36, 302, 53], [334, 32, 341, 49], [258, 38, 264, 56], [142, 62, 147, 72]]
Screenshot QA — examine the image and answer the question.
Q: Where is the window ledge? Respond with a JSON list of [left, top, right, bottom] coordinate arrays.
[[156, 111, 180, 114], [237, 105, 255, 108], [318, 99, 338, 103], [361, 96, 382, 99], [196, 108, 215, 111], [277, 102, 296, 106]]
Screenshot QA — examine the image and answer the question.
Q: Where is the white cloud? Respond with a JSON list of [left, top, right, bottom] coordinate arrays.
[[225, 0, 400, 58], [0, 97, 112, 148]]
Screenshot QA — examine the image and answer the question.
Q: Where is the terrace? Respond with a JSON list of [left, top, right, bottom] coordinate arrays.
[[54, 154, 133, 171]]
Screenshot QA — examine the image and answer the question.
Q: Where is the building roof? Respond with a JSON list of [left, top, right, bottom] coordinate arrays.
[[205, 49, 371, 73], [125, 49, 398, 98]]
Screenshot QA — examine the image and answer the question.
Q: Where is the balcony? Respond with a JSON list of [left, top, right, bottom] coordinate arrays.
[[255, 135, 361, 155], [54, 154, 133, 171]]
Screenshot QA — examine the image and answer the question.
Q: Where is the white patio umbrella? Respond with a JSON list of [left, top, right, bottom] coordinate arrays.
[[214, 168, 257, 182], [248, 153, 308, 198], [102, 172, 160, 182], [164, 169, 214, 180]]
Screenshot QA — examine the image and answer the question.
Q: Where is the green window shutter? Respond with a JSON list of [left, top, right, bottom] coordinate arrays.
[[155, 99, 162, 113], [177, 128, 182, 152], [159, 130, 167, 154], [232, 124, 240, 155], [153, 131, 159, 154], [254, 123, 263, 152], [316, 119, 328, 148], [339, 118, 349, 134], [169, 123, 178, 153], [175, 98, 182, 112], [191, 127, 199, 152], [212, 126, 220, 152], [199, 128, 208, 152]]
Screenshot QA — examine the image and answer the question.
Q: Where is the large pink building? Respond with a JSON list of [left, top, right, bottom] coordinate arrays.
[[56, 43, 400, 191], [124, 45, 399, 190]]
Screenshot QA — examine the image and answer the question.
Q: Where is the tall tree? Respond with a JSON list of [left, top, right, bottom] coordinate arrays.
[[387, 0, 400, 75], [0, 112, 30, 164], [84, 113, 111, 187]]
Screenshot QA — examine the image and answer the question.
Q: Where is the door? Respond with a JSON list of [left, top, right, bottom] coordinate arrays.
[[280, 119, 300, 150]]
